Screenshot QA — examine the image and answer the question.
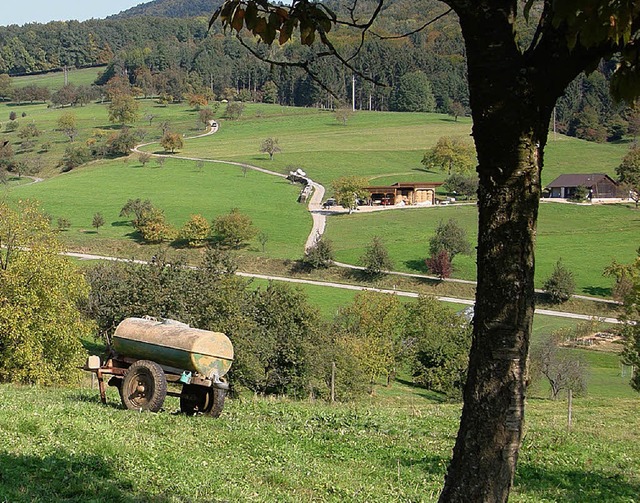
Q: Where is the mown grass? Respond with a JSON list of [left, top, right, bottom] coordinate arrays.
[[324, 202, 640, 294], [0, 383, 637, 502]]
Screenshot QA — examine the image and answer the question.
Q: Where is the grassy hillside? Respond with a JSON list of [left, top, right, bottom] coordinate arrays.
[[2, 99, 637, 295], [0, 384, 637, 502], [10, 67, 105, 90]]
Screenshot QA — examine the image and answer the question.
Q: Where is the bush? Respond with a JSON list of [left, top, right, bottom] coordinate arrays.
[[360, 236, 393, 277], [179, 214, 211, 247], [213, 208, 256, 248], [0, 201, 93, 385], [303, 238, 334, 269], [429, 218, 472, 260], [425, 249, 452, 279], [61, 145, 92, 172], [543, 259, 576, 303], [404, 295, 472, 398]]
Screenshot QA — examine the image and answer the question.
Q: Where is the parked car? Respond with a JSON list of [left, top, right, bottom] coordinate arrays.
[[322, 198, 336, 209]]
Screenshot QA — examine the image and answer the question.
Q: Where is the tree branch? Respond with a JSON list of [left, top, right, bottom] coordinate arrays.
[[371, 8, 454, 40]]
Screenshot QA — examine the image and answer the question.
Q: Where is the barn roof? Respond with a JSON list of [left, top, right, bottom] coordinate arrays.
[[546, 173, 617, 188]]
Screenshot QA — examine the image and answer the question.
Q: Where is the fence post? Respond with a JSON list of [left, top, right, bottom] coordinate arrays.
[[331, 361, 336, 403], [567, 389, 573, 431]]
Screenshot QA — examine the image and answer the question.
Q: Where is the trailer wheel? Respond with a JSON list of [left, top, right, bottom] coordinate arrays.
[[121, 360, 167, 412], [205, 388, 226, 418], [180, 385, 225, 418], [179, 384, 208, 414]]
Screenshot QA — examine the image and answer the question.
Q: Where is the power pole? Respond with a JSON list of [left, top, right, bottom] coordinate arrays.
[[352, 75, 356, 111]]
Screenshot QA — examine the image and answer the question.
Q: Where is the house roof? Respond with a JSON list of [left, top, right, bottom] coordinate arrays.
[[364, 182, 443, 191], [546, 173, 618, 188]]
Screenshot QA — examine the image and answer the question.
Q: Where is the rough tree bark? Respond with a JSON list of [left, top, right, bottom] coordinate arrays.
[[439, 4, 609, 501]]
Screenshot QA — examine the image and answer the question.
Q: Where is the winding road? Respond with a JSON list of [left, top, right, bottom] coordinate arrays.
[[130, 121, 619, 309]]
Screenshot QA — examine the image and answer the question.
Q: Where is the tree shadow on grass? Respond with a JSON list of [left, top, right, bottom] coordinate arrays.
[[0, 452, 169, 502], [582, 286, 612, 297], [394, 377, 449, 403], [405, 259, 429, 274], [514, 463, 640, 502]]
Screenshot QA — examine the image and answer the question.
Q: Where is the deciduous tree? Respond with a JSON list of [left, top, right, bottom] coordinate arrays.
[[617, 146, 640, 208], [429, 219, 472, 261], [92, 212, 105, 232], [259, 137, 281, 160], [0, 201, 93, 385], [422, 136, 476, 176], [108, 93, 140, 126], [543, 259, 576, 304], [57, 112, 78, 142], [160, 132, 184, 153], [213, 208, 256, 248], [405, 295, 472, 398], [360, 235, 393, 277], [179, 214, 211, 247], [331, 175, 369, 213], [530, 331, 587, 399], [213, 1, 640, 500]]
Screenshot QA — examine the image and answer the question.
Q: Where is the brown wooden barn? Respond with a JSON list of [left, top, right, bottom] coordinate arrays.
[[363, 182, 443, 206]]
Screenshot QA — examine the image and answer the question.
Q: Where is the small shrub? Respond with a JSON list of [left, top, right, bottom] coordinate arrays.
[[425, 249, 452, 279], [178, 214, 211, 247], [303, 238, 335, 269], [360, 236, 393, 277], [543, 259, 576, 304], [57, 217, 71, 231]]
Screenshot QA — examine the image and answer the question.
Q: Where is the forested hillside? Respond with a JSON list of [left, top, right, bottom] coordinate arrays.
[[111, 0, 222, 19], [0, 0, 634, 140]]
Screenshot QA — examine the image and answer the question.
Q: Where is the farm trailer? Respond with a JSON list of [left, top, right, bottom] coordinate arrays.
[[85, 317, 234, 417]]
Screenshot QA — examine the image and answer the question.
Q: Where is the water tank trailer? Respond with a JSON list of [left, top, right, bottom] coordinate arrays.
[[85, 317, 234, 417]]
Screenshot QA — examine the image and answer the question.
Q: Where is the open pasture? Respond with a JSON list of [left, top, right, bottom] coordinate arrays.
[[324, 201, 640, 295], [9, 66, 105, 90], [8, 157, 310, 259], [2, 99, 637, 296], [0, 382, 636, 502]]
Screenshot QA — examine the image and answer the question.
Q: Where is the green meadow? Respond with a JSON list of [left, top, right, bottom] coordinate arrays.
[[10, 66, 105, 91], [2, 97, 638, 296], [1, 79, 639, 501], [0, 382, 637, 502]]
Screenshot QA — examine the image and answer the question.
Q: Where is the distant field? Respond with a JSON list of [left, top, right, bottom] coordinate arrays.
[[2, 99, 637, 296], [324, 201, 640, 294], [10, 66, 105, 90], [9, 157, 311, 260]]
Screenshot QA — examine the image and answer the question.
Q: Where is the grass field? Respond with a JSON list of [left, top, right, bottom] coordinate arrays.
[[10, 66, 106, 90], [0, 383, 636, 502], [324, 201, 640, 294], [2, 98, 638, 298]]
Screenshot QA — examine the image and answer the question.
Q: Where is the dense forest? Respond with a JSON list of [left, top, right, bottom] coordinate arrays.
[[0, 0, 634, 141]]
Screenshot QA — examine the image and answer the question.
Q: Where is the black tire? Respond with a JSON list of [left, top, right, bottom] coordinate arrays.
[[121, 360, 167, 412], [179, 384, 209, 415], [205, 388, 226, 418], [179, 384, 225, 417]]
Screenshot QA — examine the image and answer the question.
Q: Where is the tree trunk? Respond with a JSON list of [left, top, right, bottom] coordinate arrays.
[[438, 6, 572, 502]]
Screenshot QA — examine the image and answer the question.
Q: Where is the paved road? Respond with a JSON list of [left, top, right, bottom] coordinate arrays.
[[64, 251, 623, 324], [130, 121, 619, 308]]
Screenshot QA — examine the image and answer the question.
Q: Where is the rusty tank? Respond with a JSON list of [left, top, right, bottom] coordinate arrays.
[[113, 317, 234, 380], [85, 317, 234, 417]]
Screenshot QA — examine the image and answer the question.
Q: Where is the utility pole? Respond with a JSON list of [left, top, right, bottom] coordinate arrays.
[[352, 75, 356, 111]]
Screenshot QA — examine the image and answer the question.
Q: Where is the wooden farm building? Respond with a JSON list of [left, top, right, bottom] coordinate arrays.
[[545, 174, 620, 199], [364, 182, 443, 206]]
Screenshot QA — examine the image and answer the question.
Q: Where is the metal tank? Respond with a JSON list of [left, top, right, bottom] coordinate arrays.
[[112, 317, 234, 380]]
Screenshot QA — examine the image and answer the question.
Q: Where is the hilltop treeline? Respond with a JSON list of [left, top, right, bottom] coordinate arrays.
[[0, 0, 633, 140]]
